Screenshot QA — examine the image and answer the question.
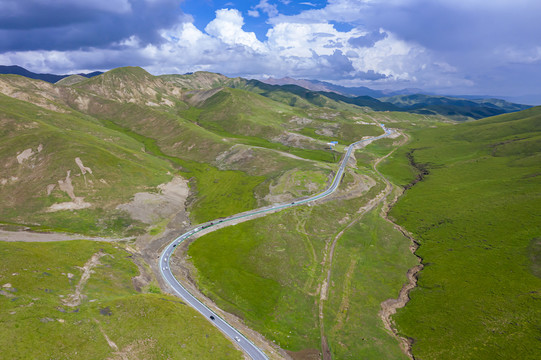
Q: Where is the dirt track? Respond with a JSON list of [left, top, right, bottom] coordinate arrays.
[[0, 230, 130, 242]]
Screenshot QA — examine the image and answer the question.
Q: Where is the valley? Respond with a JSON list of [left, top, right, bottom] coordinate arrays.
[[1, 67, 539, 360]]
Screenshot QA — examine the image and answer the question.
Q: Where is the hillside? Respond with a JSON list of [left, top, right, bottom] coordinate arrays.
[[260, 77, 531, 120], [3, 66, 537, 360], [260, 77, 419, 98], [0, 240, 242, 359], [381, 94, 531, 120], [0, 66, 444, 359], [379, 106, 541, 359], [0, 92, 174, 236]]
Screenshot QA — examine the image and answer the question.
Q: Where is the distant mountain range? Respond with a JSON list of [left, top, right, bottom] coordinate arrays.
[[261, 77, 426, 98], [0, 65, 531, 120], [0, 65, 102, 83], [259, 77, 532, 120]]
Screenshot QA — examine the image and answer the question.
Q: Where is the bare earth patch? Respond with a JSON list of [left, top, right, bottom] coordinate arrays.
[[75, 157, 93, 175], [0, 230, 131, 242], [48, 170, 91, 212], [289, 116, 313, 126], [116, 176, 189, 224], [16, 148, 34, 164], [379, 263, 423, 359], [272, 132, 318, 148], [215, 145, 255, 168]]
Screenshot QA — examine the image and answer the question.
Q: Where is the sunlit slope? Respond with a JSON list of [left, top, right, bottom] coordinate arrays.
[[385, 107, 541, 359], [0, 240, 242, 360], [0, 93, 173, 235], [0, 68, 384, 234]]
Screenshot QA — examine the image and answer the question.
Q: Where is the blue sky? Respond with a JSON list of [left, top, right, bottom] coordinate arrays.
[[1, 0, 540, 103]]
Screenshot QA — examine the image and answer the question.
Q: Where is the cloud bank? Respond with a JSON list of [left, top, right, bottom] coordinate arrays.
[[1, 0, 540, 99]]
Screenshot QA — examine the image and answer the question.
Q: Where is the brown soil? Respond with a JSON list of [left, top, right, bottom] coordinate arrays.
[[48, 170, 91, 212], [116, 176, 189, 224], [272, 132, 319, 148], [184, 88, 223, 106], [16, 148, 34, 164], [63, 251, 107, 307], [124, 245, 154, 292]]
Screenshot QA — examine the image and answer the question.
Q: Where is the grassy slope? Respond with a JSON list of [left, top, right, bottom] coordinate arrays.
[[0, 93, 173, 235], [383, 107, 541, 359], [183, 87, 347, 163], [0, 240, 241, 360], [0, 71, 334, 233], [188, 201, 361, 351]]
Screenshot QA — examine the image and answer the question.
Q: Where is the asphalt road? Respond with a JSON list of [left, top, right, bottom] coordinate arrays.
[[159, 124, 392, 360]]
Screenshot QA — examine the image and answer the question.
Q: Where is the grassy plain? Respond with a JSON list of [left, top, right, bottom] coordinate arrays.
[[0, 240, 241, 359], [383, 107, 541, 359]]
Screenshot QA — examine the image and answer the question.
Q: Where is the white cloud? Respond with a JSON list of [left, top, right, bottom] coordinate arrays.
[[252, 0, 279, 17], [247, 9, 260, 17], [0, 2, 474, 92], [204, 9, 266, 53], [495, 46, 541, 64]]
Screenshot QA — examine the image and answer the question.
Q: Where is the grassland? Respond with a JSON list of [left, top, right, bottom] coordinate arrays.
[[380, 107, 541, 359], [1, 67, 476, 360], [0, 240, 242, 359], [187, 135, 419, 357], [324, 206, 417, 360]]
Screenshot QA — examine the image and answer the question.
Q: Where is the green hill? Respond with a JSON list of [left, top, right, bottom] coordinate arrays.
[[0, 92, 173, 236], [0, 240, 242, 360], [4, 66, 535, 359], [0, 67, 437, 359], [381, 94, 531, 121], [379, 106, 541, 359]]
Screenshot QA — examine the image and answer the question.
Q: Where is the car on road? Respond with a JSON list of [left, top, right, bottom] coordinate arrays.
[[210, 315, 215, 320], [235, 336, 241, 342]]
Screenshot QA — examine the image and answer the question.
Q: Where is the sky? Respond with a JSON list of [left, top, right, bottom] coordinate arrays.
[[1, 0, 540, 103]]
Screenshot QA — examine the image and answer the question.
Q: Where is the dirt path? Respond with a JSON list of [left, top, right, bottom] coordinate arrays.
[[0, 230, 132, 242], [63, 250, 107, 307], [373, 133, 424, 360]]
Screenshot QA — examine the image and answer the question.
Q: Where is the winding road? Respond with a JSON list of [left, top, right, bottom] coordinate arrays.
[[159, 124, 393, 360]]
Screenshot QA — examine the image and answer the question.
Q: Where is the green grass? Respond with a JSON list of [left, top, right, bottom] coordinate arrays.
[[188, 210, 320, 350], [187, 166, 265, 223], [188, 162, 410, 355], [268, 169, 328, 198], [0, 240, 242, 360], [324, 206, 417, 359], [0, 94, 173, 236], [381, 107, 541, 359]]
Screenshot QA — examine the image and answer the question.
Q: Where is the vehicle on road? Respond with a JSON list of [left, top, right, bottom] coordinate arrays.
[[210, 315, 215, 320], [235, 336, 241, 342]]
